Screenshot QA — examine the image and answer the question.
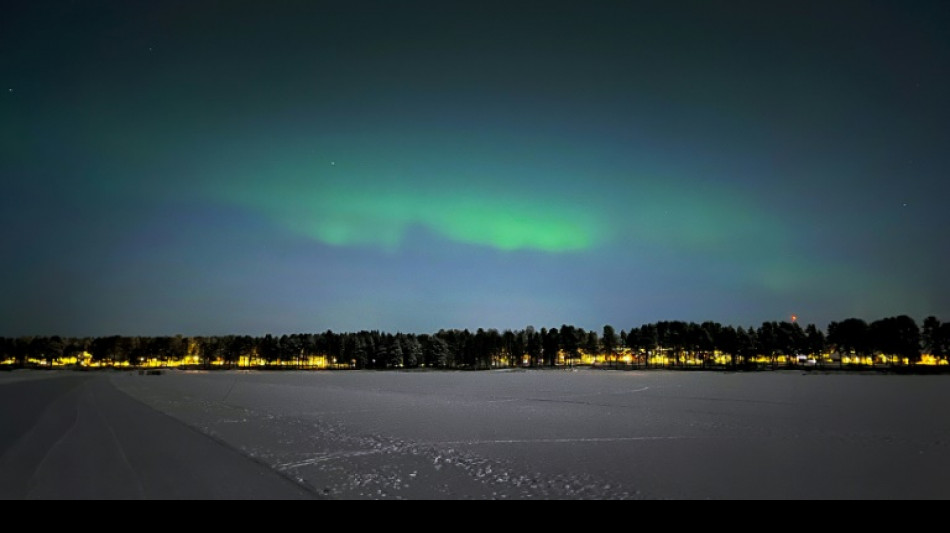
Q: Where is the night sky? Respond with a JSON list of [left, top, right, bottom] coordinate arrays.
[[2, 1, 948, 336]]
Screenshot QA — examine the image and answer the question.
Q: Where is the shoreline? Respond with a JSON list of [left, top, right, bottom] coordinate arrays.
[[4, 365, 950, 376]]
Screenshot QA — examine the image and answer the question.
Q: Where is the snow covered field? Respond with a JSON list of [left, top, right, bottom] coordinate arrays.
[[114, 370, 950, 499], [0, 370, 72, 386]]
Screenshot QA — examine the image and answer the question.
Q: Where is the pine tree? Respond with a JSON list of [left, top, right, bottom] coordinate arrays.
[[387, 340, 404, 368]]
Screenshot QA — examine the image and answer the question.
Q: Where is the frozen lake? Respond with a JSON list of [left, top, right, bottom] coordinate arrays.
[[0, 374, 313, 499], [114, 369, 950, 499]]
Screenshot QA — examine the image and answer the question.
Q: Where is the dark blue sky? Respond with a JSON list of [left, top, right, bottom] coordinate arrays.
[[2, 1, 948, 336]]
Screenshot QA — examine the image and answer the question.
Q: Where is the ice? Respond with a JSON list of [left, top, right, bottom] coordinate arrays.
[[113, 370, 950, 499]]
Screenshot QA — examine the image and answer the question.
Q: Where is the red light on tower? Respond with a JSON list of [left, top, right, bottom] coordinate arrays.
[[791, 314, 798, 323]]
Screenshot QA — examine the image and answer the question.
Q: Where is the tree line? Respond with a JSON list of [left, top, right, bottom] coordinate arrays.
[[1, 315, 949, 370]]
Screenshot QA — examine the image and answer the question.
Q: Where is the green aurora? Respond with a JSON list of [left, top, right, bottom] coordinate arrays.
[[3, 1, 947, 335], [204, 145, 788, 257], [238, 185, 601, 253]]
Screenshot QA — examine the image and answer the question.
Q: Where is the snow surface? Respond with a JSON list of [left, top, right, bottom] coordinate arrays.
[[0, 375, 315, 499], [0, 370, 71, 386], [113, 370, 950, 499]]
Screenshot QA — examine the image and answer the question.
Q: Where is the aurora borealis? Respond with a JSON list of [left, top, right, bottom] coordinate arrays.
[[2, 1, 949, 336]]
